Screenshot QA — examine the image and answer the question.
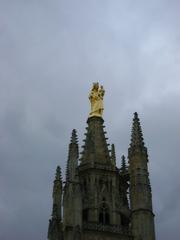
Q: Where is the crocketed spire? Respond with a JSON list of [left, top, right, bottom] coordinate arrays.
[[128, 113, 154, 240], [80, 117, 112, 168], [55, 166, 62, 181], [120, 155, 127, 173], [111, 144, 116, 166], [48, 166, 63, 240], [65, 157, 70, 182], [130, 112, 145, 148], [71, 129, 78, 144], [65, 129, 79, 182], [52, 166, 62, 219]]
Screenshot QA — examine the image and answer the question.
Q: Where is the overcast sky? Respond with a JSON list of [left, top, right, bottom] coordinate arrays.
[[0, 0, 179, 239]]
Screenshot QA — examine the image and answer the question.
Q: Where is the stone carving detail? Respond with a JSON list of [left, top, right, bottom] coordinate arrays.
[[48, 90, 156, 240]]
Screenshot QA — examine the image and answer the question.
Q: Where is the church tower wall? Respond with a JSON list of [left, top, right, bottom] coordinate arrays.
[[47, 84, 156, 240]]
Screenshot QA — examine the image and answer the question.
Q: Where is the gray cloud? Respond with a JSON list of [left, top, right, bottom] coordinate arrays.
[[0, 0, 179, 239]]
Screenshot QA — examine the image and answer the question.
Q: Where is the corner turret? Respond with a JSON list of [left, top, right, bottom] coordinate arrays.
[[128, 113, 155, 240], [65, 129, 79, 183], [48, 166, 63, 240], [111, 144, 116, 167], [63, 130, 82, 239]]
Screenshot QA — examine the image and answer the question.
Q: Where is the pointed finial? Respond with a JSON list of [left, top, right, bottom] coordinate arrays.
[[55, 166, 62, 181], [130, 112, 144, 148], [134, 112, 138, 118], [120, 155, 127, 173], [71, 129, 78, 144], [111, 144, 116, 166]]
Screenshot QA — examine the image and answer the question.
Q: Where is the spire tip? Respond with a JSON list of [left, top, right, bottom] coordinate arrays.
[[71, 129, 78, 144], [130, 112, 144, 148], [55, 165, 61, 181], [120, 155, 127, 173], [134, 112, 138, 117]]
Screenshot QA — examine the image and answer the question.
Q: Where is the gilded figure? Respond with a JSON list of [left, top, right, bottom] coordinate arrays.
[[89, 82, 105, 117]]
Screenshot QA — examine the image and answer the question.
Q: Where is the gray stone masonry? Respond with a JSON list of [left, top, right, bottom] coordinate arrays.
[[48, 114, 156, 240]]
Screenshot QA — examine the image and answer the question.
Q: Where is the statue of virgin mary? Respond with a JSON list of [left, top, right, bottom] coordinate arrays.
[[89, 82, 105, 117]]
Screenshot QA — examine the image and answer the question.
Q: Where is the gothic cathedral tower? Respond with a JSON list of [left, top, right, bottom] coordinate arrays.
[[48, 83, 156, 240]]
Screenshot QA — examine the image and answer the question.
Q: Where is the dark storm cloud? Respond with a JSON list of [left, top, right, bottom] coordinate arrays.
[[0, 0, 179, 239]]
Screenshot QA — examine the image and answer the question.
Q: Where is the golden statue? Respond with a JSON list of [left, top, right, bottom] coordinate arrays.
[[89, 82, 105, 117]]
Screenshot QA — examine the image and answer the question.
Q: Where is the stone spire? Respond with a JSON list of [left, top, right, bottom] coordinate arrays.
[[55, 166, 62, 181], [119, 155, 129, 209], [130, 112, 145, 151], [65, 129, 79, 183], [52, 166, 62, 219], [71, 129, 78, 144], [111, 144, 116, 167], [120, 155, 127, 174], [65, 158, 70, 182], [48, 166, 63, 240], [63, 131, 82, 233], [80, 116, 112, 169], [128, 113, 155, 240]]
